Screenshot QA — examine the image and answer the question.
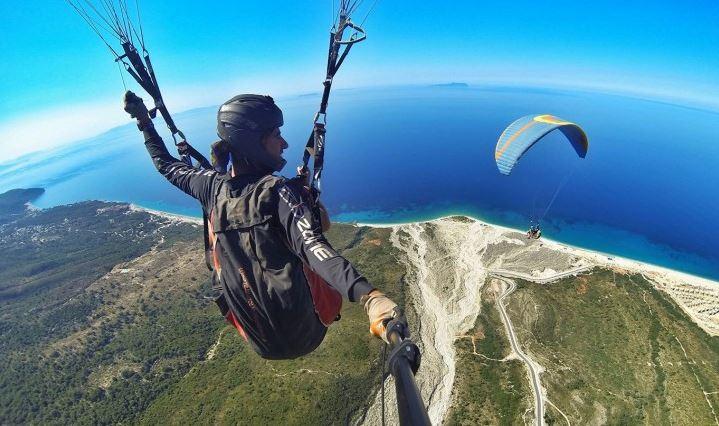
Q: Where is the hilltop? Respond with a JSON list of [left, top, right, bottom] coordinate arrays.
[[0, 188, 44, 219]]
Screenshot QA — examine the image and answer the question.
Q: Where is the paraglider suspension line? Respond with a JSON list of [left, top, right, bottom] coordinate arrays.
[[529, 188, 540, 224], [115, 59, 128, 90], [359, 0, 381, 27], [539, 162, 579, 223]]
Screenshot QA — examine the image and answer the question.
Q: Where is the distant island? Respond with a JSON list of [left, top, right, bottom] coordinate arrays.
[[297, 91, 322, 98], [431, 82, 469, 88], [1, 190, 718, 424]]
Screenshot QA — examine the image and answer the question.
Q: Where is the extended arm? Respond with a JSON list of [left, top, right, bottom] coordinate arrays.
[[276, 180, 372, 302], [124, 91, 218, 211], [276, 180, 402, 341]]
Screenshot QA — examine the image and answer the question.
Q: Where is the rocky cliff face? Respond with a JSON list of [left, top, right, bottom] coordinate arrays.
[[364, 216, 719, 425], [363, 217, 584, 424]]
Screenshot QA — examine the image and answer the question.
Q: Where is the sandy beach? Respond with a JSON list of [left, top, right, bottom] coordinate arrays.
[[129, 204, 204, 226]]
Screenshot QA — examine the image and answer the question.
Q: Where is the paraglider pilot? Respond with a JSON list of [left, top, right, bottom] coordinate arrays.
[[527, 223, 542, 239], [123, 91, 402, 360]]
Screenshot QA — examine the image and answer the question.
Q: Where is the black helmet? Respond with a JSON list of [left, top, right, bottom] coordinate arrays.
[[217, 94, 285, 172]]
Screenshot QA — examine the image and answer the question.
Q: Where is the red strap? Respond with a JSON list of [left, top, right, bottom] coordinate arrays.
[[303, 264, 343, 326], [225, 310, 248, 341]]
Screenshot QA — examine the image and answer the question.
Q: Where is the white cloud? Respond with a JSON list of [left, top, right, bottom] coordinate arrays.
[[0, 75, 322, 164], [2, 72, 717, 164], [0, 101, 128, 163]]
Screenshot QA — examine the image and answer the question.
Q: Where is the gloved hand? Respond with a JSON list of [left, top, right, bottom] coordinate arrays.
[[123, 90, 151, 124], [211, 139, 232, 173], [361, 290, 399, 343]]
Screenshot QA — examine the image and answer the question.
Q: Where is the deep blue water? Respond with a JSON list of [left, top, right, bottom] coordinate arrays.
[[2, 86, 718, 280]]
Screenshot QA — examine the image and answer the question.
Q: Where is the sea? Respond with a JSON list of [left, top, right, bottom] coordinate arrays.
[[2, 85, 718, 280]]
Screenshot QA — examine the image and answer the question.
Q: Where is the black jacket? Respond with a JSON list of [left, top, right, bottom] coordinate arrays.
[[142, 124, 374, 359]]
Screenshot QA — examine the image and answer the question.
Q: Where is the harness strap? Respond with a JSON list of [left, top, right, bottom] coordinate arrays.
[[299, 14, 364, 204], [302, 264, 342, 327], [207, 207, 249, 341], [119, 41, 208, 167]]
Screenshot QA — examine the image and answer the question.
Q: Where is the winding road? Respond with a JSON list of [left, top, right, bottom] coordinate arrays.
[[490, 266, 591, 284], [496, 277, 545, 426]]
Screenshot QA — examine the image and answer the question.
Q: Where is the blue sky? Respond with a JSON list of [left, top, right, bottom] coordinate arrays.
[[1, 0, 718, 161]]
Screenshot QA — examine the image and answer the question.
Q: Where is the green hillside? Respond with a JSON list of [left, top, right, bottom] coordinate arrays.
[[504, 270, 719, 425], [2, 197, 717, 425], [0, 188, 44, 221], [0, 199, 401, 424], [446, 282, 532, 425]]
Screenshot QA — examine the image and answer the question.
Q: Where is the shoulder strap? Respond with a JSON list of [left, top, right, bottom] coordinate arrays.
[[212, 175, 284, 232]]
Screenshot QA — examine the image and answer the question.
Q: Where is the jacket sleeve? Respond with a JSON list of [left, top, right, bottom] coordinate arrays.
[[142, 123, 219, 212], [276, 180, 374, 302]]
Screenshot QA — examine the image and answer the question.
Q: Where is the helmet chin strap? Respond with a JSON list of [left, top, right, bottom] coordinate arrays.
[[220, 125, 285, 173], [230, 155, 283, 176]]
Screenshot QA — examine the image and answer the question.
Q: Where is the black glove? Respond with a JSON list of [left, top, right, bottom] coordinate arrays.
[[210, 139, 232, 173], [123, 91, 152, 125]]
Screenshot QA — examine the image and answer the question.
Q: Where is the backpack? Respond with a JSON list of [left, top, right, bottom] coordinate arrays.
[[207, 175, 342, 359]]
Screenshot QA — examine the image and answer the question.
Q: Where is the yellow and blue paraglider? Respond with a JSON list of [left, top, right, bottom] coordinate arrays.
[[495, 114, 588, 175], [495, 114, 589, 237]]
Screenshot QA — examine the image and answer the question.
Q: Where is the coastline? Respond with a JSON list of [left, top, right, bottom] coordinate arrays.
[[140, 205, 718, 289], [128, 204, 204, 226], [139, 207, 719, 336], [361, 215, 719, 424], [386, 215, 719, 336], [358, 214, 719, 285], [361, 215, 719, 337]]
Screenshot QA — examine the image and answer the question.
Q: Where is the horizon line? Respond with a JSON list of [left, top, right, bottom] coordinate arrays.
[[2, 80, 718, 166]]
